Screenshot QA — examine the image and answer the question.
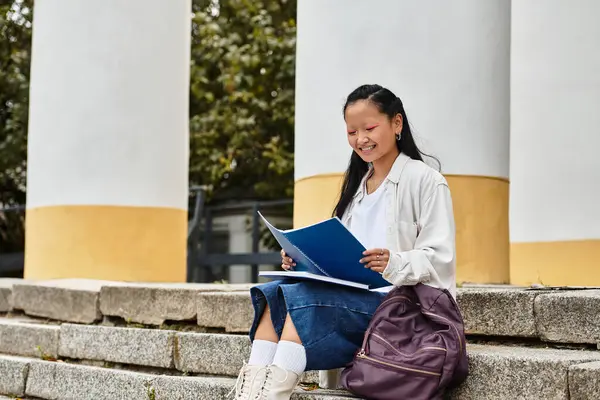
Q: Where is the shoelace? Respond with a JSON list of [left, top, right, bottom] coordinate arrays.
[[253, 367, 289, 400], [227, 363, 269, 400], [254, 368, 271, 400], [227, 363, 250, 399]]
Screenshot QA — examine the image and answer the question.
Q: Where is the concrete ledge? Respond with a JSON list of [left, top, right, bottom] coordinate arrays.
[[151, 375, 235, 400], [0, 355, 29, 397], [25, 360, 57, 399], [8, 281, 600, 348], [39, 362, 152, 399], [0, 318, 60, 359], [55, 365, 349, 400], [457, 288, 537, 337], [192, 288, 600, 346], [11, 279, 115, 323], [3, 346, 600, 400], [175, 332, 250, 376], [535, 290, 600, 344], [449, 344, 600, 399], [174, 332, 320, 383], [0, 319, 319, 382], [5, 355, 354, 400], [194, 289, 546, 338], [197, 292, 254, 332], [569, 361, 600, 400], [99, 283, 253, 325], [59, 324, 175, 369], [151, 374, 354, 400], [0, 279, 23, 312]]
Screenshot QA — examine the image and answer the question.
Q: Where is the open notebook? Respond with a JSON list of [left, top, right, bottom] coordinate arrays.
[[258, 212, 390, 290]]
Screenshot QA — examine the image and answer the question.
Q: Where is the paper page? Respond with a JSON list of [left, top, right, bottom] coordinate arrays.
[[259, 270, 370, 290]]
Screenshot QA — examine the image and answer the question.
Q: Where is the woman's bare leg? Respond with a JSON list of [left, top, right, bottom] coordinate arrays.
[[280, 313, 302, 344], [254, 305, 279, 343]]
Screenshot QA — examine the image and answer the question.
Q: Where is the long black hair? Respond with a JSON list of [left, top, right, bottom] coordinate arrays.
[[333, 84, 439, 218]]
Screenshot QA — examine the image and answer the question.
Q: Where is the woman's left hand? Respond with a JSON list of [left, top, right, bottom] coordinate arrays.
[[360, 248, 391, 274]]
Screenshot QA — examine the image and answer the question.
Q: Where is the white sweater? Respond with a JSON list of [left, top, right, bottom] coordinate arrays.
[[341, 152, 457, 298]]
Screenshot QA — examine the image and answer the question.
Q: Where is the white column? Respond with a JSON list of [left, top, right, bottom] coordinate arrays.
[[25, 0, 191, 281], [510, 0, 600, 285], [294, 0, 511, 284]]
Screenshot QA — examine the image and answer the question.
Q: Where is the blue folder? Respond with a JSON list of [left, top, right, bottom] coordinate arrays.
[[258, 212, 390, 289]]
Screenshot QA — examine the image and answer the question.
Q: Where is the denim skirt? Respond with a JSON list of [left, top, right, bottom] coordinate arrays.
[[249, 279, 385, 371]]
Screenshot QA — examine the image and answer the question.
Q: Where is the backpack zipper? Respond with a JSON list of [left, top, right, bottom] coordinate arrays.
[[356, 350, 441, 377], [371, 333, 447, 357]]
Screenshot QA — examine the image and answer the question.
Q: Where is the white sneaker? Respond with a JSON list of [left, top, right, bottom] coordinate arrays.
[[255, 365, 301, 400], [228, 363, 269, 400]]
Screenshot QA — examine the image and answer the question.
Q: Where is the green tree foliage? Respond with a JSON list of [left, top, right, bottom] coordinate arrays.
[[0, 0, 31, 206], [190, 0, 296, 202], [0, 0, 32, 253]]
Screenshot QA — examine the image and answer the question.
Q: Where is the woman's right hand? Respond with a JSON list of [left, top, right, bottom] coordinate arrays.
[[280, 249, 296, 270]]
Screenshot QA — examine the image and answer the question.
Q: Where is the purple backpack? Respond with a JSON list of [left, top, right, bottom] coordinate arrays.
[[340, 283, 468, 400]]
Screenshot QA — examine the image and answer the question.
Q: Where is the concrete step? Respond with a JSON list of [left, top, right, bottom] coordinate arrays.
[[450, 344, 600, 399], [0, 317, 60, 359], [0, 355, 355, 400], [1, 344, 600, 399], [99, 282, 254, 325], [0, 317, 320, 384], [2, 278, 252, 325], [0, 279, 22, 313], [195, 288, 600, 346], [1, 316, 600, 399], [3, 279, 600, 346]]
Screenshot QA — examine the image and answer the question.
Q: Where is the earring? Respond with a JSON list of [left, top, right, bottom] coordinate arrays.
[[395, 133, 401, 141]]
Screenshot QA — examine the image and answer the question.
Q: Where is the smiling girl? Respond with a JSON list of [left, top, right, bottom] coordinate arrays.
[[230, 84, 457, 400]]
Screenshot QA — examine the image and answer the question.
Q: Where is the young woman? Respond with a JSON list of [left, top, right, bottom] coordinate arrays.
[[231, 84, 456, 400]]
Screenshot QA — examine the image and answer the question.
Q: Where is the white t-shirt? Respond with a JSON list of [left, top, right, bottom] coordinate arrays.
[[349, 180, 388, 250]]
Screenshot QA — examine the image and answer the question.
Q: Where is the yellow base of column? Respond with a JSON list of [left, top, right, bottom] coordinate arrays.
[[293, 173, 344, 228], [446, 175, 510, 285], [24, 205, 187, 282], [511, 240, 600, 286], [293, 173, 510, 285]]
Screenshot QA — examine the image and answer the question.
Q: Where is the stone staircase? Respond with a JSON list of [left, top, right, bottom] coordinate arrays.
[[0, 279, 599, 399]]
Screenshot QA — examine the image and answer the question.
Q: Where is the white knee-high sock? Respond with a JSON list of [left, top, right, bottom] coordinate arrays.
[[248, 339, 278, 367], [272, 340, 307, 375]]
